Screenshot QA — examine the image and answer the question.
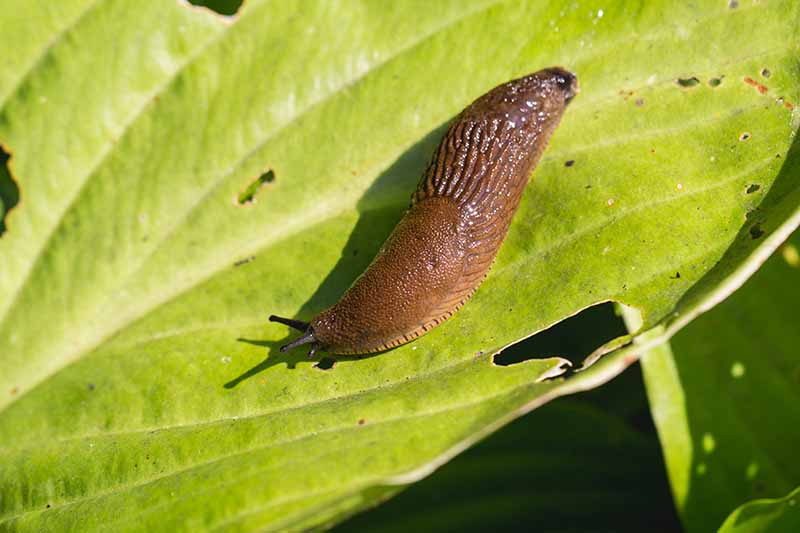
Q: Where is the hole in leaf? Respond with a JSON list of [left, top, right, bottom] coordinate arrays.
[[761, 68, 771, 78], [739, 132, 751, 142], [493, 302, 627, 367], [564, 160, 575, 167], [676, 77, 700, 88], [0, 145, 19, 237], [708, 77, 723, 87], [233, 255, 255, 267], [187, 0, 243, 16], [314, 357, 336, 370], [749, 223, 765, 240], [746, 184, 761, 194], [237, 169, 275, 205]]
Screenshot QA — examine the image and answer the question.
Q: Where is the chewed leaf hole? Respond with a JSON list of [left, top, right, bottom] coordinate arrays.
[[709, 77, 723, 87], [676, 77, 700, 88], [746, 184, 761, 194], [237, 169, 275, 205], [186, 0, 243, 16], [749, 223, 765, 240], [493, 302, 627, 367], [0, 145, 19, 237]]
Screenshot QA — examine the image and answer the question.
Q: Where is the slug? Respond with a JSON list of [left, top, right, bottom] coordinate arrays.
[[271, 67, 578, 357]]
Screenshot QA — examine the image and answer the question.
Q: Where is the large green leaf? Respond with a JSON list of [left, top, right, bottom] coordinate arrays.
[[719, 486, 800, 533], [633, 231, 800, 532], [1, 0, 799, 530]]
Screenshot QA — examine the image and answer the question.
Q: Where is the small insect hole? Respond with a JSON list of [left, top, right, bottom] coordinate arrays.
[[670, 272, 681, 279], [233, 255, 255, 267], [746, 184, 761, 194], [708, 77, 723, 87], [0, 145, 19, 237], [760, 68, 771, 78], [564, 160, 575, 167], [676, 77, 700, 88], [749, 223, 765, 240], [237, 169, 275, 205], [186, 0, 244, 16], [314, 357, 336, 370], [739, 132, 751, 142], [357, 419, 366, 425]]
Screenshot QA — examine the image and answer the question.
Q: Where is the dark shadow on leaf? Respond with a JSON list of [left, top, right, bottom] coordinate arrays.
[[224, 122, 449, 387]]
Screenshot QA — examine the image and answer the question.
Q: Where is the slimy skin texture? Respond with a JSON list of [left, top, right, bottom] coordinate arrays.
[[271, 67, 578, 357]]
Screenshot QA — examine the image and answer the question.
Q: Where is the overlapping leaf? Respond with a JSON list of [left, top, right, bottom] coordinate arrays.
[[637, 232, 800, 532], [719, 486, 800, 533]]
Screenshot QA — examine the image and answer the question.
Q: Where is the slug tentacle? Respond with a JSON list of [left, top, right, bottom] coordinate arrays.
[[268, 315, 309, 332], [273, 67, 578, 356]]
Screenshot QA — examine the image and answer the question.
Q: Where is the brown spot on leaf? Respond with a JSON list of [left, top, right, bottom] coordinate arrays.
[[743, 77, 768, 94]]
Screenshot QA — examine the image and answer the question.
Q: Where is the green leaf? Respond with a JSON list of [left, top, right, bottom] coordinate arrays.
[[1, 0, 799, 530], [719, 486, 800, 533], [633, 230, 800, 531]]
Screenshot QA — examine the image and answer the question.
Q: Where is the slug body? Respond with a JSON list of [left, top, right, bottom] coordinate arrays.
[[271, 67, 578, 357]]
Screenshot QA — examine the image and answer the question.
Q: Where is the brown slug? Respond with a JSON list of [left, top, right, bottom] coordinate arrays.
[[271, 67, 578, 357]]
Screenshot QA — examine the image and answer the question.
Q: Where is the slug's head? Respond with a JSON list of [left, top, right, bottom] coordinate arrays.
[[269, 315, 322, 358], [540, 67, 579, 103], [463, 67, 579, 134]]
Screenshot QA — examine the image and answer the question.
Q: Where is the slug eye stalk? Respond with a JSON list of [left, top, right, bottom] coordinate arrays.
[[269, 315, 319, 358]]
